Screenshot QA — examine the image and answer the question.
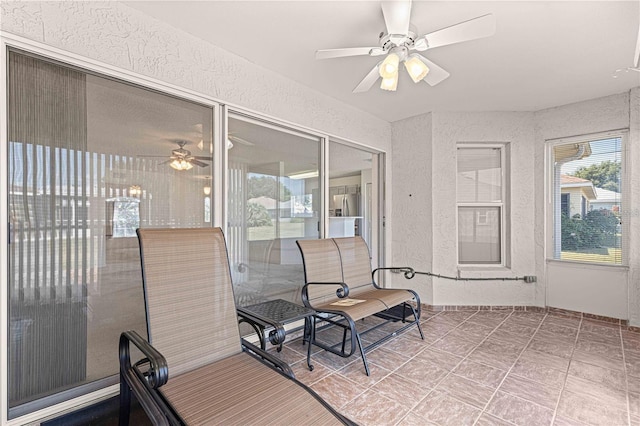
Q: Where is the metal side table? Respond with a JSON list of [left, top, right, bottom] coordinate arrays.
[[237, 299, 316, 369]]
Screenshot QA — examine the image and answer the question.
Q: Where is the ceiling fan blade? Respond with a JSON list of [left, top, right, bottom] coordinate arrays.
[[634, 22, 640, 67], [316, 47, 378, 60], [421, 13, 496, 50], [381, 0, 412, 36], [189, 159, 209, 168], [228, 135, 255, 146], [352, 62, 383, 93], [415, 55, 450, 86], [192, 156, 212, 161]]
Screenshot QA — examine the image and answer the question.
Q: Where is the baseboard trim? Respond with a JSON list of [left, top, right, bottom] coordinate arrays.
[[421, 304, 637, 330]]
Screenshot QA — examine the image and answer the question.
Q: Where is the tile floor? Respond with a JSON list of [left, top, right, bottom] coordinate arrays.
[[267, 309, 640, 426]]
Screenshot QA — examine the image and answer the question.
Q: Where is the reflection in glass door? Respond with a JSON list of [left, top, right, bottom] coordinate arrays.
[[226, 113, 321, 306], [328, 141, 376, 249]]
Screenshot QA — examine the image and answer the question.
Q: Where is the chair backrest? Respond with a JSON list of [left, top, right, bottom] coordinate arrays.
[[137, 227, 242, 377], [297, 236, 373, 303]]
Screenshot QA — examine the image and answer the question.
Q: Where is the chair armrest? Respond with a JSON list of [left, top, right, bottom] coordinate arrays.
[[119, 330, 168, 389], [241, 338, 295, 378], [371, 267, 415, 288], [301, 281, 350, 307], [371, 267, 421, 320], [237, 307, 287, 346]]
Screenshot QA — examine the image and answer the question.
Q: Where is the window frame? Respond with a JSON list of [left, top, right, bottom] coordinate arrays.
[[546, 130, 628, 267], [456, 143, 507, 267]]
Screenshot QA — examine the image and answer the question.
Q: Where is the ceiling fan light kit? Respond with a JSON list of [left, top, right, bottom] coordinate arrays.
[[405, 54, 430, 83], [170, 158, 194, 171], [315, 0, 496, 93]]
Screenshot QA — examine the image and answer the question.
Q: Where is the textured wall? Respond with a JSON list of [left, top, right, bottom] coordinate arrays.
[[0, 1, 391, 150], [535, 91, 634, 322], [430, 112, 538, 306], [390, 113, 433, 303]]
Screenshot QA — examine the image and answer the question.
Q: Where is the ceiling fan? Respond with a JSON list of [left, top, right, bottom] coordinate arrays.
[[316, 0, 496, 93], [160, 140, 211, 171]]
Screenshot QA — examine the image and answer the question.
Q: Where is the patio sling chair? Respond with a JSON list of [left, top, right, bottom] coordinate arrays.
[[297, 236, 424, 376], [119, 227, 354, 426]]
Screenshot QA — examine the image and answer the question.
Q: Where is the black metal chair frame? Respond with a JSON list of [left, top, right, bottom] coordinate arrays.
[[302, 266, 424, 376]]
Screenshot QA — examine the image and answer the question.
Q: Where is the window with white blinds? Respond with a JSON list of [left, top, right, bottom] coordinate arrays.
[[551, 136, 624, 265], [457, 145, 505, 265]]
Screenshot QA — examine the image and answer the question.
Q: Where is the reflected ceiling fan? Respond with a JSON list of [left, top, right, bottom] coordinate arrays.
[[316, 0, 496, 92], [156, 140, 211, 171]]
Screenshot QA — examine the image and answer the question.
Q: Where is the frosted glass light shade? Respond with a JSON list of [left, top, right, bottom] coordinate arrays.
[[379, 53, 400, 79], [380, 73, 398, 91], [404, 55, 430, 83], [170, 159, 193, 170]]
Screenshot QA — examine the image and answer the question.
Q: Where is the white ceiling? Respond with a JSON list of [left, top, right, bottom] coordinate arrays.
[[124, 1, 640, 122]]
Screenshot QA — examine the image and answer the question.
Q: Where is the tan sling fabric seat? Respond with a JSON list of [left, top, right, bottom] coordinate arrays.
[[119, 227, 353, 426], [160, 353, 342, 426], [297, 236, 423, 376]]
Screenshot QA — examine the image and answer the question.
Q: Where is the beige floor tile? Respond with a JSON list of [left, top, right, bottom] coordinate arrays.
[[577, 331, 622, 349], [518, 348, 571, 371], [556, 390, 628, 426], [563, 375, 628, 411], [290, 358, 333, 385], [575, 339, 623, 360], [571, 349, 625, 371], [431, 333, 479, 356], [396, 358, 449, 388], [383, 335, 428, 357], [567, 359, 626, 392], [453, 359, 507, 388], [538, 322, 579, 339], [340, 389, 409, 426], [552, 415, 590, 425], [364, 346, 411, 371], [339, 359, 390, 387], [457, 321, 496, 337], [435, 373, 495, 408], [496, 320, 539, 336], [310, 373, 368, 410], [544, 314, 581, 329], [412, 390, 481, 426], [490, 328, 534, 346], [630, 392, 640, 416], [499, 374, 562, 409], [413, 347, 463, 370], [372, 372, 431, 407], [509, 357, 567, 389], [486, 391, 554, 426], [476, 413, 517, 426], [527, 337, 574, 359], [396, 411, 439, 426]]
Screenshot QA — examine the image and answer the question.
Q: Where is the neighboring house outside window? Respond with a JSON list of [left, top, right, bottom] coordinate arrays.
[[551, 135, 623, 264], [561, 193, 570, 216], [456, 144, 507, 265]]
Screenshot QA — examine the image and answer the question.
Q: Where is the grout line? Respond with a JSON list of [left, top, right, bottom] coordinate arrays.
[[472, 311, 550, 426], [549, 314, 583, 426]]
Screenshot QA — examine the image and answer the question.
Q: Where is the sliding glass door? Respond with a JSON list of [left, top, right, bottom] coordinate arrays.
[[7, 51, 214, 416], [226, 113, 321, 306]]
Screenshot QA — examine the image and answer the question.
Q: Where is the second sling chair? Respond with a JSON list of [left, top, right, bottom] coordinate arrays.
[[297, 236, 423, 376], [119, 228, 354, 425]]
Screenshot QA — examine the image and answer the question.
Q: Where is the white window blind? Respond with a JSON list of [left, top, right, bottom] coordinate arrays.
[[552, 137, 623, 265], [457, 146, 504, 265]]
